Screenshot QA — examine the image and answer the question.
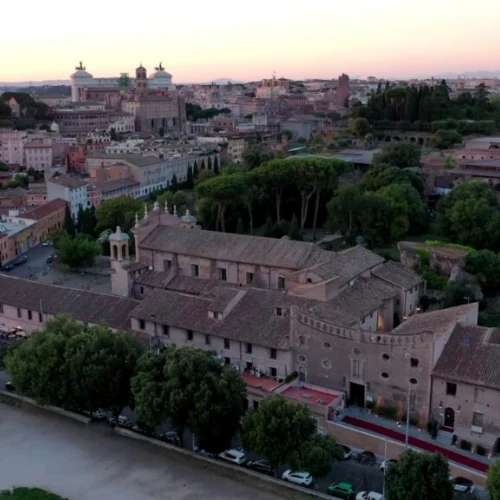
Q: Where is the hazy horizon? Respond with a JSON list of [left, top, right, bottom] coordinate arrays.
[[2, 0, 498, 83]]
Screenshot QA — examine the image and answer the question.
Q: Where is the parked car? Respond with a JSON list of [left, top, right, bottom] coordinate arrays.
[[246, 459, 274, 476], [282, 470, 313, 487], [339, 444, 352, 460], [5, 381, 16, 392], [380, 459, 397, 472], [132, 424, 156, 437], [107, 415, 132, 428], [159, 431, 180, 446], [83, 409, 107, 420], [356, 492, 383, 500], [1, 264, 14, 272], [355, 450, 376, 466], [42, 241, 52, 247], [452, 477, 475, 493], [327, 482, 355, 499], [218, 448, 247, 465]]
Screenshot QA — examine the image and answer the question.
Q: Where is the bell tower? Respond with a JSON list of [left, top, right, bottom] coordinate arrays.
[[109, 226, 132, 297], [135, 64, 148, 91]]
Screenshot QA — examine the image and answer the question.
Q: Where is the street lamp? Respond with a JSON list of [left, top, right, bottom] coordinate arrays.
[[405, 384, 411, 448]]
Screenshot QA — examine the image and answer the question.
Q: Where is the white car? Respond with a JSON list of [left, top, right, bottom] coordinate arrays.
[[218, 448, 246, 465], [356, 492, 384, 500], [282, 470, 313, 487]]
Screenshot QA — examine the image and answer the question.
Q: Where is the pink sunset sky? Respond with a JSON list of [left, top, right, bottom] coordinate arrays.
[[1, 0, 498, 83]]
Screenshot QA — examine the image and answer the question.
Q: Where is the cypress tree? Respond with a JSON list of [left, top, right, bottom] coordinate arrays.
[[193, 160, 199, 179], [186, 166, 194, 189], [236, 217, 244, 234], [288, 214, 301, 240], [64, 205, 75, 238], [260, 217, 274, 238], [207, 156, 212, 170], [213, 156, 219, 175], [171, 174, 179, 192]]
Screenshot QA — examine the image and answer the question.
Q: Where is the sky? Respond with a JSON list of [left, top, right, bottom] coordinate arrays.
[[1, 0, 499, 83]]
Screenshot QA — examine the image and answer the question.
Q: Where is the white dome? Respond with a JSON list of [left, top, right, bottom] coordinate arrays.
[[150, 69, 172, 79], [71, 70, 93, 79]]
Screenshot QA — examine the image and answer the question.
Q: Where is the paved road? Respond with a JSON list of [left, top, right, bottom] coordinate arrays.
[[0, 404, 287, 500], [2, 244, 54, 278]]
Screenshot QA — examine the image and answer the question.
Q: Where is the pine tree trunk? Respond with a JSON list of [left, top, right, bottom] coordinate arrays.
[[312, 190, 321, 241]]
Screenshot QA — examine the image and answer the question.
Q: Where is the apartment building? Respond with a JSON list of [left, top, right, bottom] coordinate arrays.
[[24, 140, 53, 172], [46, 176, 88, 218]]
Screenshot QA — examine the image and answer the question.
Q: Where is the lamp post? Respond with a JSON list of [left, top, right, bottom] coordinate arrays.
[[405, 385, 411, 448], [382, 437, 387, 498]]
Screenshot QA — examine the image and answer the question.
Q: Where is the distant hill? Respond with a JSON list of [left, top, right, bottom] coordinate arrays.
[[417, 70, 500, 80]]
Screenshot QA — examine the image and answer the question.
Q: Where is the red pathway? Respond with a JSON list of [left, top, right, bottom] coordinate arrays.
[[342, 416, 489, 473]]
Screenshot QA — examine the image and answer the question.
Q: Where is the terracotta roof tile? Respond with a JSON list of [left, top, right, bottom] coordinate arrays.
[[21, 199, 67, 220], [140, 226, 325, 270], [0, 275, 137, 331], [372, 261, 424, 290], [433, 324, 500, 390]]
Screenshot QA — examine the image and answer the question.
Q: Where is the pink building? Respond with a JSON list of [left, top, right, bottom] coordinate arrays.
[[0, 130, 26, 166], [24, 140, 53, 172]]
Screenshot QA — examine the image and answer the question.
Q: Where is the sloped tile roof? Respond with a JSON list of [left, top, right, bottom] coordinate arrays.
[[140, 226, 325, 270], [0, 275, 137, 331], [391, 303, 477, 336], [372, 260, 424, 290], [433, 324, 500, 390]]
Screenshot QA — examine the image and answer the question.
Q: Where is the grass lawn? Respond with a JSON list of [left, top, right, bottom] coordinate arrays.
[[0, 488, 67, 500]]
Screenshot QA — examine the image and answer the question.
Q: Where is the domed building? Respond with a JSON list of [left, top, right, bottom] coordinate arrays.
[[70, 62, 94, 101], [149, 62, 173, 90]]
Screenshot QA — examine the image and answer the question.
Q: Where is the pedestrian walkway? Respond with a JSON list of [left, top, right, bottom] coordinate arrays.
[[341, 407, 491, 473]]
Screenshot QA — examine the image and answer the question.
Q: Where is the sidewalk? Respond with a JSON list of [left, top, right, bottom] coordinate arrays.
[[341, 407, 491, 473]]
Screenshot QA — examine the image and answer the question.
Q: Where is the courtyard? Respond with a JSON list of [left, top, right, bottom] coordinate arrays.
[[0, 404, 286, 500]]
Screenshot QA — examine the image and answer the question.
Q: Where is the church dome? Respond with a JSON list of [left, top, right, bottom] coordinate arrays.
[[150, 69, 172, 79], [71, 69, 93, 79]]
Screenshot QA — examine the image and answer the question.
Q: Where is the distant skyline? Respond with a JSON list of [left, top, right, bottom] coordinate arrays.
[[2, 0, 499, 83]]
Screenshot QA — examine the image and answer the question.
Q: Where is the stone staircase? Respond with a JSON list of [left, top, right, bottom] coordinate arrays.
[[435, 430, 453, 447]]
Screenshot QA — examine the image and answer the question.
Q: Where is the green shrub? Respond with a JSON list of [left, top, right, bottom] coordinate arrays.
[[476, 444, 487, 456], [376, 406, 398, 420], [460, 439, 472, 451], [285, 371, 298, 383]]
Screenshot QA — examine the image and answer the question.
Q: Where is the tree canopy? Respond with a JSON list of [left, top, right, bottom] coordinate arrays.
[[385, 449, 453, 500], [241, 395, 342, 478], [95, 196, 143, 234], [372, 142, 422, 169], [488, 457, 500, 500], [4, 316, 143, 414], [56, 233, 100, 268], [436, 180, 500, 250], [131, 346, 247, 452]]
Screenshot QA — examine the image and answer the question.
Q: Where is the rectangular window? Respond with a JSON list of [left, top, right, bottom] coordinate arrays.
[[446, 382, 457, 396], [139, 319, 145, 330], [17, 308, 21, 318], [187, 329, 193, 341], [218, 268, 227, 281], [140, 286, 144, 294], [277, 276, 285, 290], [162, 325, 169, 337], [224, 357, 230, 365], [270, 367, 277, 377], [0, 303, 3, 313], [205, 334, 211, 345], [191, 264, 199, 277], [275, 307, 283, 316], [38, 312, 42, 322], [472, 412, 484, 428], [246, 343, 252, 354], [28, 310, 32, 320], [164, 259, 172, 271], [474, 387, 485, 403], [352, 359, 361, 378], [246, 272, 254, 285], [270, 348, 277, 359], [246, 361, 253, 371], [224, 338, 230, 349]]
